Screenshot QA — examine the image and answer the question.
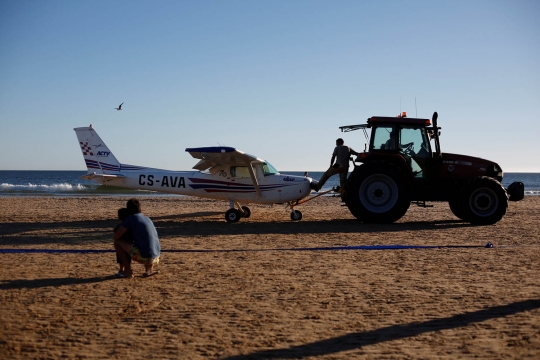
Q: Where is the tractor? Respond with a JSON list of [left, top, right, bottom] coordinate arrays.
[[340, 112, 524, 225]]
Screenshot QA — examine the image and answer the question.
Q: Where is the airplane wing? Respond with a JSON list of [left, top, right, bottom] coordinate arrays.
[[185, 147, 265, 171], [185, 147, 266, 198]]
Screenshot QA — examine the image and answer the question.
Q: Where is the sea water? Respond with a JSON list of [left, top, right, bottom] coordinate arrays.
[[0, 170, 538, 197]]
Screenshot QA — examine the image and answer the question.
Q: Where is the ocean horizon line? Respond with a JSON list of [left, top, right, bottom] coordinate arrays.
[[1, 170, 539, 174]]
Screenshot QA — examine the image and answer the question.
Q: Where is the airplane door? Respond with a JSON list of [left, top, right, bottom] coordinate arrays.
[[258, 162, 283, 203], [253, 164, 270, 201]]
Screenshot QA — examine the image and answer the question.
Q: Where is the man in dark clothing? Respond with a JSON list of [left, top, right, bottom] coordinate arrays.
[[312, 138, 359, 195], [114, 199, 161, 278]]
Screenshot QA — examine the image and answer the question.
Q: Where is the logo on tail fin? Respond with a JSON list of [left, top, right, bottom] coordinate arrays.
[[80, 142, 94, 156]]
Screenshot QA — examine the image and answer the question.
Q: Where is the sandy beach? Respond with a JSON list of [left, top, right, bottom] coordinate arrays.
[[0, 195, 539, 359]]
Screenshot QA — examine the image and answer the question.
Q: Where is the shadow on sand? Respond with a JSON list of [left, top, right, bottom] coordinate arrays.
[[0, 275, 119, 290], [156, 218, 475, 237], [0, 214, 476, 247], [224, 298, 540, 359]]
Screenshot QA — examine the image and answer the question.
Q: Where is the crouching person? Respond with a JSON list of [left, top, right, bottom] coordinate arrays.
[[114, 199, 161, 278]]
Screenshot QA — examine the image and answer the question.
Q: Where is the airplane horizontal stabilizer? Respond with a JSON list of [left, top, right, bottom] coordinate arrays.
[[81, 173, 126, 180]]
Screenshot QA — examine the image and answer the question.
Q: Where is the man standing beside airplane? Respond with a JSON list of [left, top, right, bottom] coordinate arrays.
[[312, 138, 359, 197]]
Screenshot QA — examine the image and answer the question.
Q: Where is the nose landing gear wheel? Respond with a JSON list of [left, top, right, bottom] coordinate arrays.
[[290, 210, 303, 221], [225, 209, 241, 223]]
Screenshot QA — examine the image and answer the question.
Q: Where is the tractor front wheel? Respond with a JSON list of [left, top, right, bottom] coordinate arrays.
[[458, 177, 508, 225], [346, 162, 411, 223]]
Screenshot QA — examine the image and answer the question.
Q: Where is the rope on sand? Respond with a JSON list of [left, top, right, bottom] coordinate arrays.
[[0, 243, 495, 254]]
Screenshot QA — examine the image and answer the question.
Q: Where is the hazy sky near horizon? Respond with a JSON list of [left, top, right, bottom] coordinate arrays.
[[1, 0, 539, 172]]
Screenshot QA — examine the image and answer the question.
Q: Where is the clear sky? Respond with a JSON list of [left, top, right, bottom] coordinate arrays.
[[1, 0, 539, 172]]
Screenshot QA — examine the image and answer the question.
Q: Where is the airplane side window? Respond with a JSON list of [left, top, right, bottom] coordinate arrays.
[[230, 166, 250, 178]]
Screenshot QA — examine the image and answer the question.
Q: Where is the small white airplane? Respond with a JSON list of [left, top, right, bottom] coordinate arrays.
[[74, 125, 318, 222]]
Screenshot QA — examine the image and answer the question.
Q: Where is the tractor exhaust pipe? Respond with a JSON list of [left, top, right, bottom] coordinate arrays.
[[432, 112, 442, 158]]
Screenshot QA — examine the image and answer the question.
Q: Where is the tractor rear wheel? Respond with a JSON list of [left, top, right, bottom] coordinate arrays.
[[346, 162, 411, 223], [458, 177, 508, 225]]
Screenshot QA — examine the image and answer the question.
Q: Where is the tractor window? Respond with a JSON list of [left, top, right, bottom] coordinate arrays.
[[372, 126, 395, 150], [399, 127, 431, 157], [230, 166, 250, 178], [399, 127, 432, 178]]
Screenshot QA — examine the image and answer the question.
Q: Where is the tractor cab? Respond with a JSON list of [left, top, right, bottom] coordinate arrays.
[[340, 112, 439, 182], [368, 115, 433, 179]]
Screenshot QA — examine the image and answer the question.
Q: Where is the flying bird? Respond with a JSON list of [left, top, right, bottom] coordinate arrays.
[[115, 103, 124, 110]]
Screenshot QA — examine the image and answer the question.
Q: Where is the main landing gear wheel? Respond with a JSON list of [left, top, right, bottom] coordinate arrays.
[[241, 206, 251, 218], [290, 210, 303, 221], [458, 176, 508, 225], [225, 209, 241, 223]]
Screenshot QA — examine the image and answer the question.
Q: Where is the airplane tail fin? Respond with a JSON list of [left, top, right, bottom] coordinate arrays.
[[74, 126, 121, 174]]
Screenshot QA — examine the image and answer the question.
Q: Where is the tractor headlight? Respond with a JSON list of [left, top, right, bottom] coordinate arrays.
[[489, 164, 503, 181]]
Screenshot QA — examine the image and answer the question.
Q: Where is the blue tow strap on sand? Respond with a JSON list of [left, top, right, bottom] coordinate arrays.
[[0, 243, 493, 254]]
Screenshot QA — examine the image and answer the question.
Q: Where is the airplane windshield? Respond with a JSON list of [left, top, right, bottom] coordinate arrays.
[[262, 162, 279, 176]]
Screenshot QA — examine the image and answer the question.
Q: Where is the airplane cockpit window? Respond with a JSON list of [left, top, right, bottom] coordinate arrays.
[[262, 162, 279, 176], [230, 166, 250, 178]]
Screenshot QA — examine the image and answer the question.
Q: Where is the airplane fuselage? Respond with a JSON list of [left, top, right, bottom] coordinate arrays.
[[92, 166, 311, 205], [75, 125, 316, 222]]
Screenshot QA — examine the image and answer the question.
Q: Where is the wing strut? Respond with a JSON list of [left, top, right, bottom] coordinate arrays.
[[247, 163, 262, 198]]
